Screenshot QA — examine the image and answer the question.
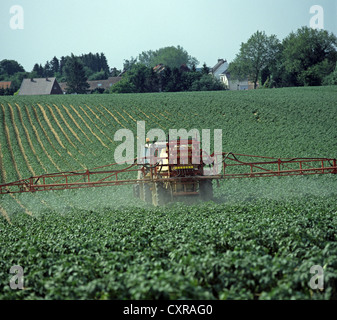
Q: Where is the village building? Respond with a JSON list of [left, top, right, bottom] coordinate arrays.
[[19, 77, 63, 95], [210, 58, 256, 90], [59, 77, 122, 94], [0, 81, 12, 90]]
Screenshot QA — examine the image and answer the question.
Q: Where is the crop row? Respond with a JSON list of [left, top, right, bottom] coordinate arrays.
[[0, 100, 173, 185], [0, 87, 337, 221], [0, 96, 190, 221], [0, 87, 337, 300]]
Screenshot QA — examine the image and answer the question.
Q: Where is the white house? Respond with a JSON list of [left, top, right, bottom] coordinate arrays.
[[210, 58, 255, 90]]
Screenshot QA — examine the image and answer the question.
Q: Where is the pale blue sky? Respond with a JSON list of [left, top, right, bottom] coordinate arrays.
[[1, 0, 336, 71]]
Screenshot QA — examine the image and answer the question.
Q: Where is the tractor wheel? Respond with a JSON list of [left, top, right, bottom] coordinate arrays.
[[152, 182, 170, 206], [199, 179, 213, 201], [137, 170, 144, 201], [143, 183, 152, 204], [133, 184, 140, 198], [138, 170, 151, 203]]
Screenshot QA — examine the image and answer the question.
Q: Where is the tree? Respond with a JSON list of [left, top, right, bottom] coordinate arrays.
[[165, 67, 182, 92], [110, 64, 159, 93], [181, 71, 202, 91], [110, 77, 136, 94], [44, 61, 54, 77], [123, 57, 138, 73], [0, 59, 25, 76], [110, 67, 121, 77], [64, 54, 89, 94], [228, 31, 281, 89], [32, 63, 44, 77], [88, 70, 107, 81], [323, 62, 337, 85], [79, 52, 110, 77], [59, 56, 67, 75], [201, 63, 210, 75], [191, 74, 225, 91], [281, 26, 337, 86], [138, 45, 199, 69], [50, 56, 60, 74]]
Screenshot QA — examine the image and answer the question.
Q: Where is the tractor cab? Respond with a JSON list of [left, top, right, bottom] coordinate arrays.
[[141, 138, 203, 177]]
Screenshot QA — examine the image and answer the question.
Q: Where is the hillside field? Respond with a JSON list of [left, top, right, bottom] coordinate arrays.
[[0, 86, 337, 300]]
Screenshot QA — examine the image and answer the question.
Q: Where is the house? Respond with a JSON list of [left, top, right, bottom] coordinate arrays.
[[59, 77, 122, 94], [153, 64, 166, 74], [211, 59, 229, 80], [210, 58, 256, 90], [87, 77, 122, 93], [19, 77, 63, 95], [0, 81, 12, 90]]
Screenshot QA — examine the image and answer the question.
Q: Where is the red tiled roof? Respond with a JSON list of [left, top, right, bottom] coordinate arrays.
[[0, 81, 12, 89]]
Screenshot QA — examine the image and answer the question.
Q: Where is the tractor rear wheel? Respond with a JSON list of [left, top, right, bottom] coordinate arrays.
[[133, 184, 140, 198], [143, 183, 152, 204], [138, 170, 152, 204], [152, 182, 170, 206], [199, 179, 213, 201]]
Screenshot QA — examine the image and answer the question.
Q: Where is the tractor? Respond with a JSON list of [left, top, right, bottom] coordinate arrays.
[[1, 136, 336, 206], [133, 138, 214, 206]]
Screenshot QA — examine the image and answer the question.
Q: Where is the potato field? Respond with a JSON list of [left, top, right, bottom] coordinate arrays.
[[0, 86, 337, 300]]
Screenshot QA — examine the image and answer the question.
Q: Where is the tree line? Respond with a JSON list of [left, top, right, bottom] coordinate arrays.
[[110, 47, 225, 94], [1, 26, 337, 95], [228, 26, 337, 88], [0, 52, 119, 95], [31, 52, 114, 82], [64, 46, 225, 94]]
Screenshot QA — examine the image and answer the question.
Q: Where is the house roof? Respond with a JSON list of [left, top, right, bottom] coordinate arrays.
[[59, 77, 122, 93], [0, 81, 12, 89], [210, 59, 229, 80], [19, 77, 63, 95], [87, 77, 122, 91], [153, 64, 166, 73]]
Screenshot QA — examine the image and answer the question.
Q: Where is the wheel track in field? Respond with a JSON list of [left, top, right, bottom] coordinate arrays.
[[15, 103, 48, 174], [0, 106, 33, 217], [53, 104, 84, 145], [38, 104, 84, 168], [0, 126, 6, 184], [32, 105, 62, 157], [94, 105, 116, 128], [52, 104, 97, 157], [37, 103, 66, 149], [46, 104, 86, 158], [123, 109, 138, 123], [8, 103, 36, 178], [25, 105, 62, 172], [69, 104, 109, 149], [80, 104, 114, 144], [0, 205, 12, 225], [100, 104, 126, 128], [0, 135, 11, 223], [4, 104, 50, 217], [1, 104, 22, 181], [61, 104, 93, 143], [113, 108, 129, 124], [32, 105, 77, 171], [84, 104, 108, 126], [135, 106, 166, 130], [150, 112, 168, 129], [9, 194, 33, 216]]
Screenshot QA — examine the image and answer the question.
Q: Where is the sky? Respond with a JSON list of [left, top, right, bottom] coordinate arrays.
[[1, 0, 336, 72]]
